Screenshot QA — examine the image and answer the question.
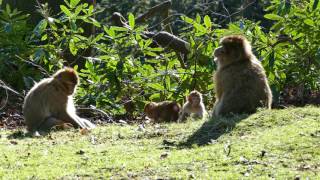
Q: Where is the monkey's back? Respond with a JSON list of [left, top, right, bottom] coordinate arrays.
[[157, 101, 180, 122], [23, 78, 68, 131], [216, 60, 272, 114]]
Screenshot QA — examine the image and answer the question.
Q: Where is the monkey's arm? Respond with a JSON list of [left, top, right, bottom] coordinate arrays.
[[80, 118, 96, 129], [60, 110, 95, 129], [178, 107, 190, 122], [62, 99, 96, 129], [194, 108, 206, 119], [37, 117, 65, 132]]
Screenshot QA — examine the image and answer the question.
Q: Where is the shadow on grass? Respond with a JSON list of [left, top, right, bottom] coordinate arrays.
[[7, 130, 31, 139], [178, 114, 249, 148], [7, 129, 56, 139]]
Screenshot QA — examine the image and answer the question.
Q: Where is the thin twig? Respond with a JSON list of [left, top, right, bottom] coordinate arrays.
[[15, 55, 49, 76], [78, 106, 114, 122], [0, 80, 22, 97], [0, 81, 9, 110], [229, 0, 257, 17], [220, 0, 232, 23]]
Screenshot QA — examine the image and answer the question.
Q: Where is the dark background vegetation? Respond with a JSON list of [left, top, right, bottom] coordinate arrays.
[[0, 0, 319, 125]]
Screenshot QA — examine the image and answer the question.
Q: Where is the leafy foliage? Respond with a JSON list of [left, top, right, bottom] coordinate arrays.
[[1, 0, 320, 117], [263, 0, 320, 92], [0, 4, 36, 90]]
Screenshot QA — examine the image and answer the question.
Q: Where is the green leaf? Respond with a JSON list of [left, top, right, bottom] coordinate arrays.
[[304, 19, 315, 26], [60, 5, 72, 17], [149, 47, 163, 52], [147, 83, 164, 90], [269, 72, 275, 81], [88, 5, 94, 15], [92, 33, 104, 43], [6, 4, 11, 14], [280, 72, 286, 79], [204, 15, 212, 29], [268, 51, 275, 68], [165, 76, 170, 90], [193, 23, 206, 33], [89, 17, 101, 27], [149, 93, 160, 100], [41, 34, 47, 41], [196, 13, 201, 23], [71, 20, 77, 31], [13, 14, 30, 21], [270, 21, 283, 31], [144, 39, 152, 48], [104, 26, 115, 38], [128, 13, 135, 29], [312, 0, 319, 10], [264, 14, 283, 21], [82, 3, 88, 8], [181, 16, 194, 24], [74, 5, 82, 16], [70, 0, 80, 8], [144, 51, 158, 57], [33, 19, 48, 37], [111, 26, 129, 32], [69, 39, 77, 55]]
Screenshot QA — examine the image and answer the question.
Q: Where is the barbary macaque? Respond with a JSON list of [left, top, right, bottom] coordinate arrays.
[[144, 101, 180, 122], [213, 35, 272, 117], [23, 67, 95, 135], [178, 90, 207, 122]]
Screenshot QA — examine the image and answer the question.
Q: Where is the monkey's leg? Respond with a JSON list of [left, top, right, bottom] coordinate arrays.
[[212, 100, 222, 117], [178, 112, 188, 122], [218, 94, 251, 116], [193, 112, 204, 120], [37, 117, 65, 134]]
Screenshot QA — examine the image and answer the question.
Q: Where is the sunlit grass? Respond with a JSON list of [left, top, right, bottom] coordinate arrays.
[[0, 106, 319, 179]]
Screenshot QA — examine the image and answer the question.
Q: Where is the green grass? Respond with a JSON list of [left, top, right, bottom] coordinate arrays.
[[0, 107, 319, 179]]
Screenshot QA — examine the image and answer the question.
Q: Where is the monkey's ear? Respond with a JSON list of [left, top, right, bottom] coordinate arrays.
[[187, 94, 191, 102], [144, 103, 152, 111]]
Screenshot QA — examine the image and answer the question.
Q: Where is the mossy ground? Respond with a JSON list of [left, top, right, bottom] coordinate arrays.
[[0, 107, 319, 179]]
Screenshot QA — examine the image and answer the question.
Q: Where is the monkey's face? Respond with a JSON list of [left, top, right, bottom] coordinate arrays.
[[63, 81, 77, 95], [214, 46, 235, 69], [188, 94, 201, 106], [214, 45, 242, 62], [213, 46, 226, 62], [55, 70, 79, 95]]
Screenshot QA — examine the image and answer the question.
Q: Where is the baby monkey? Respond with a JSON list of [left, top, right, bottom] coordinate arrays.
[[178, 90, 206, 122], [144, 101, 180, 122]]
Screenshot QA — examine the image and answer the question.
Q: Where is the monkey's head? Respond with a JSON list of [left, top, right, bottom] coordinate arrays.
[[53, 67, 79, 95], [188, 90, 202, 107], [214, 35, 252, 68], [144, 102, 156, 118]]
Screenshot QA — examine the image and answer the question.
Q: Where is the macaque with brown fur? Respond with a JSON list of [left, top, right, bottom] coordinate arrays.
[[178, 90, 206, 122], [213, 35, 272, 117], [23, 67, 95, 135], [144, 101, 180, 122]]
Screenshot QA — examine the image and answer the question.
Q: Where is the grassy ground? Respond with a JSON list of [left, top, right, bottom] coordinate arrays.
[[0, 107, 319, 179]]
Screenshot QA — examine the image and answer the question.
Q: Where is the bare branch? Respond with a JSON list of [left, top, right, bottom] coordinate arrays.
[[15, 55, 49, 77], [135, 1, 171, 24]]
